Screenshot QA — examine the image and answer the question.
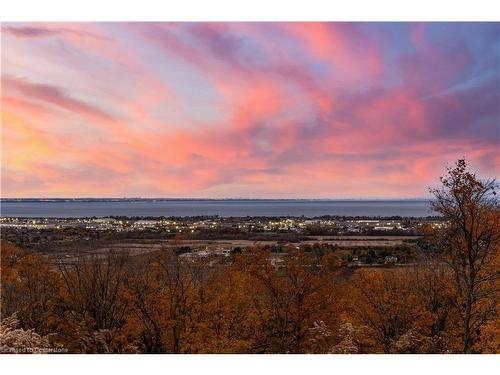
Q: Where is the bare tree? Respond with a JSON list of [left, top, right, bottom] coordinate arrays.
[[58, 250, 130, 351], [430, 159, 499, 353]]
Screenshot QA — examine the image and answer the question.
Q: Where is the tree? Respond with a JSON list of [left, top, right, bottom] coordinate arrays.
[[58, 251, 131, 352], [156, 249, 198, 353], [243, 248, 337, 353], [430, 159, 499, 353], [124, 254, 167, 353], [1, 244, 62, 335], [349, 269, 435, 353]]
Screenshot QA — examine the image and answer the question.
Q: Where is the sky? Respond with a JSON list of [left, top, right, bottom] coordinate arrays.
[[1, 22, 499, 198]]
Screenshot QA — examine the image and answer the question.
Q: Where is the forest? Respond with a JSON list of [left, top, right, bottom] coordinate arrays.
[[1, 160, 498, 354]]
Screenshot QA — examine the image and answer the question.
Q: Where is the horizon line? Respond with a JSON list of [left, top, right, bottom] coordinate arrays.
[[1, 197, 433, 201]]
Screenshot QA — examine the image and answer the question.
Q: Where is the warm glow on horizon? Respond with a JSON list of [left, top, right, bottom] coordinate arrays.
[[1, 22, 499, 198]]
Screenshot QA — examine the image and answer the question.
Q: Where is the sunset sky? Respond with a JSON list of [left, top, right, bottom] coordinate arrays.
[[1, 22, 499, 198]]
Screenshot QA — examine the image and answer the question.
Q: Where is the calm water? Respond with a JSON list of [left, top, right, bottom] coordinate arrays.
[[0, 200, 434, 218]]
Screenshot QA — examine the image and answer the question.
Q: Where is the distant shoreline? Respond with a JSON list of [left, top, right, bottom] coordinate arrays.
[[0, 198, 432, 203], [0, 214, 442, 219]]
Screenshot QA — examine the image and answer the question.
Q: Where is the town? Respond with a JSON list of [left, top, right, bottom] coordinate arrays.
[[0, 215, 447, 267], [0, 215, 446, 234]]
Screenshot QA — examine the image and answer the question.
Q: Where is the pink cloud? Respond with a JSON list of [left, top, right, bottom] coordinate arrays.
[[283, 23, 383, 83]]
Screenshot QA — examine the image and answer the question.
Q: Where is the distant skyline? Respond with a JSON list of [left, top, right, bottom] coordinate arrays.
[[1, 22, 499, 198]]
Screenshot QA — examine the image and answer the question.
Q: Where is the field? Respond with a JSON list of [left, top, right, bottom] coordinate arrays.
[[42, 235, 418, 262]]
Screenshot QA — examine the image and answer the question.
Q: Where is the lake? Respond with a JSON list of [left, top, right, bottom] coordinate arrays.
[[0, 199, 435, 218]]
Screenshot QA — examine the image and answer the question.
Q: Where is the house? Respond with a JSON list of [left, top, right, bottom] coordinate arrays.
[[374, 226, 396, 231], [133, 220, 158, 228], [385, 256, 398, 264]]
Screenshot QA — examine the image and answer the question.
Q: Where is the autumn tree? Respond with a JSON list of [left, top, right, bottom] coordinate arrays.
[[124, 254, 167, 353], [242, 248, 338, 353], [430, 159, 499, 353], [1, 243, 62, 335], [157, 249, 206, 353], [348, 269, 436, 353], [58, 251, 131, 352], [194, 265, 264, 353]]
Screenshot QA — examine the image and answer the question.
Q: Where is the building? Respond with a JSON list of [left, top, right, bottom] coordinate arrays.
[[385, 256, 398, 264]]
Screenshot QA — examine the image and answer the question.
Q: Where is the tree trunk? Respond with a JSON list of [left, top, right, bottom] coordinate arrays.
[[463, 289, 473, 353]]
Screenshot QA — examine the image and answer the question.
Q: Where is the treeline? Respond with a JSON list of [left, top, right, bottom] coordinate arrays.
[[1, 240, 498, 354]]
